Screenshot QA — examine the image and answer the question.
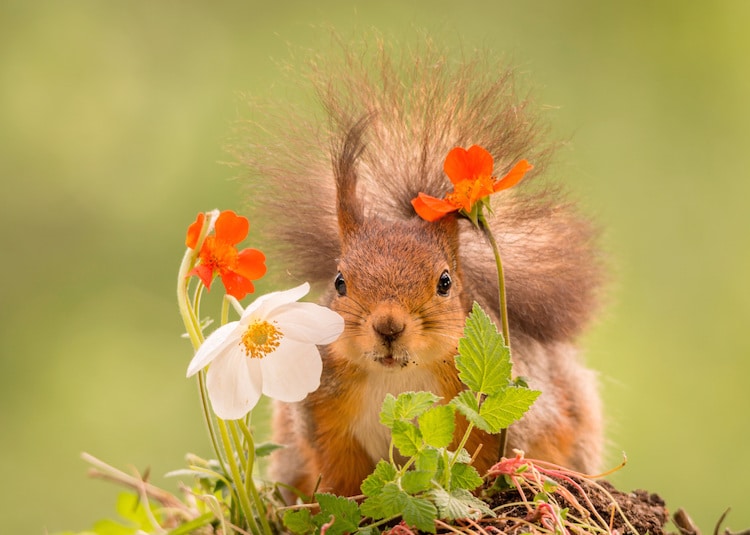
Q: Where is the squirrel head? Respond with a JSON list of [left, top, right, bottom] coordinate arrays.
[[327, 119, 467, 371]]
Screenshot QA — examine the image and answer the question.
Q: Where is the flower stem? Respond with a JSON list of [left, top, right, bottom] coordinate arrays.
[[176, 217, 231, 483], [237, 420, 274, 535], [477, 211, 511, 461], [177, 247, 203, 350], [218, 419, 261, 535], [197, 370, 230, 477], [477, 211, 511, 347]]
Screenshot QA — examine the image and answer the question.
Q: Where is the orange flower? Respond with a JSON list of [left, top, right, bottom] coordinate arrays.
[[186, 210, 266, 300], [411, 145, 533, 222]]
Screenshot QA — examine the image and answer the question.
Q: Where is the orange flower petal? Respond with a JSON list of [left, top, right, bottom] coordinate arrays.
[[188, 263, 215, 290], [411, 193, 459, 222], [235, 248, 267, 281], [493, 160, 533, 192], [185, 212, 205, 249], [220, 270, 256, 300], [214, 210, 249, 246], [443, 145, 494, 184]]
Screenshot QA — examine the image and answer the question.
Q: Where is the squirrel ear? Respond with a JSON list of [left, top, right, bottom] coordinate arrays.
[[333, 118, 368, 238]]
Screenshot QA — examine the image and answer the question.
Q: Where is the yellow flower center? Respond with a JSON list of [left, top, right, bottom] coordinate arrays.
[[240, 320, 283, 359]]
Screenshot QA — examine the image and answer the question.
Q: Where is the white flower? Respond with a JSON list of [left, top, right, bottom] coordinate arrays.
[[186, 282, 344, 420]]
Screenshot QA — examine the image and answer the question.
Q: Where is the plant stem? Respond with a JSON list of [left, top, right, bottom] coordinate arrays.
[[477, 211, 511, 461], [218, 419, 261, 535], [446, 392, 481, 480], [176, 215, 231, 485], [197, 369, 230, 477], [477, 211, 510, 347], [177, 247, 203, 350], [237, 421, 274, 535]]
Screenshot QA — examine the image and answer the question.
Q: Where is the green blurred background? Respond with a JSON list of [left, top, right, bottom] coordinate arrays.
[[2, 1, 748, 532]]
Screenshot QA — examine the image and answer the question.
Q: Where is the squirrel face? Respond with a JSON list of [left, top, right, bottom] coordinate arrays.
[[328, 217, 467, 372]]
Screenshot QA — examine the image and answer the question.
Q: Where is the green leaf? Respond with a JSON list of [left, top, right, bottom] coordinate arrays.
[[361, 482, 409, 519], [449, 462, 483, 491], [283, 509, 314, 535], [313, 493, 362, 535], [254, 441, 283, 458], [90, 520, 135, 535], [379, 393, 398, 428], [415, 448, 439, 473], [398, 391, 440, 420], [91, 492, 160, 535], [418, 405, 455, 449], [402, 495, 438, 533], [451, 390, 492, 433], [401, 470, 434, 494], [480, 387, 541, 432], [391, 420, 423, 457], [429, 488, 494, 521], [361, 460, 398, 497], [455, 303, 512, 395], [450, 448, 473, 464]]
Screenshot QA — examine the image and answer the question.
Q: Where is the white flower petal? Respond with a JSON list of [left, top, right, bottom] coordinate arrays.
[[259, 339, 323, 402], [270, 302, 344, 345], [240, 282, 310, 324], [186, 321, 241, 377], [205, 347, 263, 420]]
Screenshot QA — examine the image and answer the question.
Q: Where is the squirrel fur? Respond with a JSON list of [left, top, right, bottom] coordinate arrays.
[[235, 39, 604, 501]]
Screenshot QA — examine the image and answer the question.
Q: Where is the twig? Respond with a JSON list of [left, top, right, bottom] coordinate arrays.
[[81, 452, 187, 511]]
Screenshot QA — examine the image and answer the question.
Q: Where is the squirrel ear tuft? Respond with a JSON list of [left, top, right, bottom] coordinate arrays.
[[333, 117, 369, 238]]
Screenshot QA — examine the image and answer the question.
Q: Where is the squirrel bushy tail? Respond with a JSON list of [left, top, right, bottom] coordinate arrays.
[[234, 38, 603, 343]]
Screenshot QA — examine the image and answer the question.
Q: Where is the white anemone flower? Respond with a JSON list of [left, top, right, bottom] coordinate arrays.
[[186, 282, 344, 420]]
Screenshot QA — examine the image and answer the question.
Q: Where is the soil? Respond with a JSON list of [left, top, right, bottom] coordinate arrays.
[[477, 479, 670, 535]]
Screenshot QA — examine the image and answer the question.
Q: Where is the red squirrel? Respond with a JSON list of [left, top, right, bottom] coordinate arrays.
[[237, 41, 604, 501]]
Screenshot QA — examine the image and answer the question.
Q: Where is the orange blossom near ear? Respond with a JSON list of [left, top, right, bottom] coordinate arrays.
[[411, 145, 533, 222]]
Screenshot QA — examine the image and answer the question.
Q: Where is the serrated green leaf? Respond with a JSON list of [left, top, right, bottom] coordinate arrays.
[[428, 487, 467, 521], [415, 448, 439, 473], [480, 387, 541, 432], [449, 462, 483, 491], [361, 460, 398, 497], [391, 420, 422, 457], [451, 489, 495, 519], [451, 390, 492, 432], [361, 482, 408, 519], [379, 393, 398, 427], [438, 447, 471, 486], [418, 405, 455, 449], [401, 470, 434, 494], [396, 391, 440, 421], [402, 495, 438, 533], [455, 303, 512, 395], [451, 448, 473, 464], [313, 493, 362, 535], [428, 488, 494, 521], [283, 508, 314, 535]]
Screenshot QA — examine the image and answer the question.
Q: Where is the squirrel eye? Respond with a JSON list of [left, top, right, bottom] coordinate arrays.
[[437, 270, 452, 297], [334, 272, 347, 296]]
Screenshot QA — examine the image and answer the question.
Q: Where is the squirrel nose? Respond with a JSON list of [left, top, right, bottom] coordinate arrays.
[[372, 315, 405, 343]]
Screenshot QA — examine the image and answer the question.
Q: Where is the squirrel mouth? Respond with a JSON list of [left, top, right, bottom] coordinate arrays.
[[377, 354, 406, 368]]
